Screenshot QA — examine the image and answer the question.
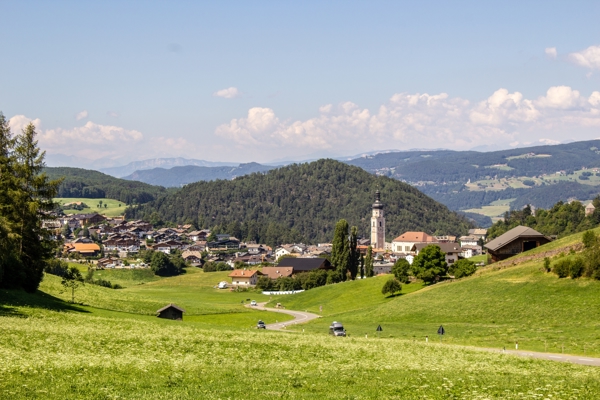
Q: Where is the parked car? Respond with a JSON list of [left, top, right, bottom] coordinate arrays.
[[250, 300, 257, 306], [257, 320, 266, 329], [329, 321, 346, 337]]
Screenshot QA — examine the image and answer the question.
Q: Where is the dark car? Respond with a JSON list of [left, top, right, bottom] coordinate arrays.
[[257, 320, 266, 329], [329, 321, 346, 337]]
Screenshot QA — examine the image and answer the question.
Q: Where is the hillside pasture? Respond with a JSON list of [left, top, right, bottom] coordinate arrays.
[[1, 301, 600, 399], [56, 197, 126, 217]]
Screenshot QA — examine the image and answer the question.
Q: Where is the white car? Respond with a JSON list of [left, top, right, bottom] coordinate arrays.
[[250, 300, 257, 306]]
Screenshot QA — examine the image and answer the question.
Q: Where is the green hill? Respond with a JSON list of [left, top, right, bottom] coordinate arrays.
[[127, 159, 473, 244], [279, 228, 600, 356], [45, 167, 168, 205]]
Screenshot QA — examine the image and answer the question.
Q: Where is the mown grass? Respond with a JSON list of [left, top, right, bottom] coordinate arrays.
[[2, 304, 600, 399], [55, 197, 126, 217]]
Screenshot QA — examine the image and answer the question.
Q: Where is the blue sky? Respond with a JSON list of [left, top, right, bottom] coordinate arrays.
[[2, 1, 600, 167]]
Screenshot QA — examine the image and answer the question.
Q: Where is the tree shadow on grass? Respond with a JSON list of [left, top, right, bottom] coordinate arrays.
[[0, 289, 89, 318]]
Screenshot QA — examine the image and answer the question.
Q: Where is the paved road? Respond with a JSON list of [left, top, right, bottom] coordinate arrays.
[[248, 304, 600, 367], [246, 302, 320, 330]]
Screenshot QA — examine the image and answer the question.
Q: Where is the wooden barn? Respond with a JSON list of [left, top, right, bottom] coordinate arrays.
[[484, 225, 552, 262], [156, 303, 185, 320]]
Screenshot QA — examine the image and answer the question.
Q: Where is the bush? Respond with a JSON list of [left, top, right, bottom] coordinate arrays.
[[582, 230, 597, 249], [392, 259, 410, 283], [449, 259, 477, 278], [543, 257, 551, 272], [552, 259, 571, 278], [44, 259, 69, 277], [150, 252, 184, 277], [569, 257, 585, 279], [203, 262, 232, 272], [522, 180, 536, 186], [381, 277, 402, 297]]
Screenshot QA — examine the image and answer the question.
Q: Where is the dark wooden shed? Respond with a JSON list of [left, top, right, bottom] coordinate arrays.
[[156, 303, 185, 320], [484, 225, 552, 262]]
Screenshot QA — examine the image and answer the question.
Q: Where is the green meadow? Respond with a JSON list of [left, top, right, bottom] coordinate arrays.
[[55, 197, 126, 217], [2, 229, 600, 398]]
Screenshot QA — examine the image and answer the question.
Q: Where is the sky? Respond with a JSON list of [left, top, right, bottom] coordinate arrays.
[[2, 0, 600, 168]]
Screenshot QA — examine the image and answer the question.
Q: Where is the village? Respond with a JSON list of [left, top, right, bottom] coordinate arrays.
[[47, 191, 561, 289]]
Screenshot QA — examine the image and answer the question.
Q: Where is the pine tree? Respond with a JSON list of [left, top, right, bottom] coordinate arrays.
[[331, 219, 349, 281], [348, 226, 359, 280], [12, 123, 61, 292], [0, 113, 20, 288], [365, 245, 374, 277]]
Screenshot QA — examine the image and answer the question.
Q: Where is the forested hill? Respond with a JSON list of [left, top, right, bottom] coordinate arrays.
[[126, 159, 473, 245], [45, 167, 168, 204]]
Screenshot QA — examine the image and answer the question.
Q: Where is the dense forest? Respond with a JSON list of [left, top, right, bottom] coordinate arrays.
[[123, 162, 275, 187], [127, 159, 473, 245], [487, 198, 600, 240], [45, 167, 169, 204]]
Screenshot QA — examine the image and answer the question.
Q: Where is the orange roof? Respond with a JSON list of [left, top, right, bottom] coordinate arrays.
[[261, 266, 293, 280], [228, 269, 260, 278], [392, 232, 437, 243], [64, 243, 101, 252]]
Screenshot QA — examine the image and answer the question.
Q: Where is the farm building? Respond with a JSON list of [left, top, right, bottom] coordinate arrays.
[[229, 269, 262, 286], [484, 225, 552, 262], [156, 304, 185, 320], [274, 257, 333, 274]]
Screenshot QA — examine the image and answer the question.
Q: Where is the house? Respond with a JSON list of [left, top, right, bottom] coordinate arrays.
[[373, 262, 394, 275], [460, 245, 483, 259], [413, 242, 463, 265], [187, 230, 208, 242], [152, 240, 184, 254], [72, 213, 106, 226], [156, 304, 185, 320], [275, 257, 333, 274], [274, 244, 307, 259], [484, 225, 552, 262], [207, 238, 240, 251], [391, 232, 437, 254], [586, 202, 596, 216], [468, 228, 488, 241], [261, 266, 294, 280], [63, 242, 101, 257], [459, 235, 479, 247], [181, 250, 203, 265], [97, 257, 123, 269], [229, 269, 261, 286]]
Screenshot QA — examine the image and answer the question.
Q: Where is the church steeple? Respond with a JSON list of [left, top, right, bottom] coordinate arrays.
[[370, 190, 385, 249]]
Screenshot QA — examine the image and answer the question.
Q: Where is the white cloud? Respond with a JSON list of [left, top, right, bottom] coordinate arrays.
[[9, 115, 42, 133], [545, 47, 557, 59], [75, 110, 88, 121], [213, 87, 240, 99], [216, 86, 600, 155], [539, 138, 561, 145], [568, 45, 600, 69]]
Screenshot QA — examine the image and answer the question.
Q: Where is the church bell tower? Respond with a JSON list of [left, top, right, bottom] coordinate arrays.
[[370, 190, 385, 249]]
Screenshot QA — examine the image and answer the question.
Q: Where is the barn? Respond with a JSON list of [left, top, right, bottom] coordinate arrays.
[[156, 303, 185, 320], [484, 225, 552, 262]]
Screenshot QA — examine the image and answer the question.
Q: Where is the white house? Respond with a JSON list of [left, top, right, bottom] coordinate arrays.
[[391, 232, 437, 254], [228, 269, 261, 286]]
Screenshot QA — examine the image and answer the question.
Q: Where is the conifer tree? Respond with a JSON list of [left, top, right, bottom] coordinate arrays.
[[331, 219, 349, 281], [365, 245, 374, 277], [11, 122, 61, 292], [348, 226, 359, 280]]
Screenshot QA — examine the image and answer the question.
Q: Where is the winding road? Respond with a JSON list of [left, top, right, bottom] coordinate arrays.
[[247, 303, 600, 367], [246, 302, 320, 330]]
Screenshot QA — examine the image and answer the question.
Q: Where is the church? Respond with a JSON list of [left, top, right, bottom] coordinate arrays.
[[370, 190, 386, 250]]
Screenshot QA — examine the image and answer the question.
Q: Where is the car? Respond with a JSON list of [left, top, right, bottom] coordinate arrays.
[[257, 320, 266, 329], [329, 321, 346, 337], [250, 300, 257, 306]]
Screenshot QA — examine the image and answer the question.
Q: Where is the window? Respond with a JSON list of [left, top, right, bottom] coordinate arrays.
[[405, 246, 410, 252], [379, 222, 382, 227]]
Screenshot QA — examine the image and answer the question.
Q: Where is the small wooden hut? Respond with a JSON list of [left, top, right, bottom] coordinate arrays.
[[156, 303, 185, 320]]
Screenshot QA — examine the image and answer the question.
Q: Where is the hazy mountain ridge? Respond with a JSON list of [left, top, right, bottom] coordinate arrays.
[[123, 163, 276, 187], [99, 158, 234, 178]]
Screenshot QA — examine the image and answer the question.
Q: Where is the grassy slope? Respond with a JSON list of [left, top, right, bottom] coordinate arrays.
[[56, 197, 126, 217], [2, 303, 600, 399]]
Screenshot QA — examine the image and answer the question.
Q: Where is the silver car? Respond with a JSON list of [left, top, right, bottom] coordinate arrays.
[[329, 321, 346, 337]]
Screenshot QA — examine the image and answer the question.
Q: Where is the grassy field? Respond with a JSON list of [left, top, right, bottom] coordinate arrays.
[[2, 230, 600, 397], [55, 197, 126, 217], [463, 204, 510, 218], [2, 300, 600, 399]]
